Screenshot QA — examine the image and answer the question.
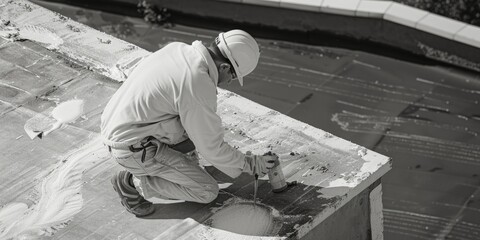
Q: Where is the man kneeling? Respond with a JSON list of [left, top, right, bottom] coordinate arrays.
[[101, 29, 277, 216]]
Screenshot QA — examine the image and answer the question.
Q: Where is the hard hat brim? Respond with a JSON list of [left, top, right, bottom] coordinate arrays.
[[218, 32, 243, 86]]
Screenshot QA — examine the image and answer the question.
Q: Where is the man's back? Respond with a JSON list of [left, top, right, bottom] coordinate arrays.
[[100, 41, 216, 148]]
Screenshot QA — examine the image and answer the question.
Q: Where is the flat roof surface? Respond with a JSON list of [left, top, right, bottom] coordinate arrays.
[[36, 2, 480, 240], [0, 1, 391, 239], [3, 0, 480, 239]]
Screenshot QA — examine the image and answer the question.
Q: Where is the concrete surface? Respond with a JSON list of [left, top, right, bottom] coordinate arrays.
[[30, 2, 480, 240], [0, 1, 391, 239], [4, 0, 480, 239]]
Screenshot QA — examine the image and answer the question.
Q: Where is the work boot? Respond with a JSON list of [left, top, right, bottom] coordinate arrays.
[[111, 170, 155, 217]]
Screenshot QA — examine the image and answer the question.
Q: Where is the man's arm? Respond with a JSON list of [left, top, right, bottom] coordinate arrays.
[[180, 103, 245, 178]]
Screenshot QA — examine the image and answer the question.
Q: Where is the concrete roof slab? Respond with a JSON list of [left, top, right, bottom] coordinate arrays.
[[384, 2, 429, 28], [0, 1, 391, 239]]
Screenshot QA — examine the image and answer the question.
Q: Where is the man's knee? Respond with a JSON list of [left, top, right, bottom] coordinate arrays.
[[197, 183, 219, 203]]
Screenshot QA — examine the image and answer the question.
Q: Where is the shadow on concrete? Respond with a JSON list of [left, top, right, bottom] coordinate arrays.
[[137, 164, 359, 239]]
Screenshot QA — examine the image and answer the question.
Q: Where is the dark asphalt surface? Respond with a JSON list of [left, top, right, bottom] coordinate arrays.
[[32, 1, 480, 239]]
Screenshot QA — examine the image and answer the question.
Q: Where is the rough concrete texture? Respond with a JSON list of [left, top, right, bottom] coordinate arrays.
[[0, 0, 150, 82], [300, 181, 380, 240], [369, 183, 384, 240], [0, 1, 391, 239], [33, 2, 480, 240]]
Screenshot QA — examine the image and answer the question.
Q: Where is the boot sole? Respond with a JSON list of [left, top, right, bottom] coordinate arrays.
[[111, 174, 155, 217]]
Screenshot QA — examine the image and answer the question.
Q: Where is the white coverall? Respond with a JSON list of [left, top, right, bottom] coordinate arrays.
[[101, 41, 245, 203]]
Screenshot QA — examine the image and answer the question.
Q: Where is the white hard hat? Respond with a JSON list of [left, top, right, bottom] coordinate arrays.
[[217, 29, 260, 86]]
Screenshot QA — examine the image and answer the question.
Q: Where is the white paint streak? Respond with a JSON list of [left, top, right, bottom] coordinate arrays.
[[19, 25, 63, 50], [336, 100, 389, 114], [299, 67, 335, 77], [417, 77, 480, 94], [326, 177, 357, 188], [0, 138, 105, 239], [353, 60, 381, 70], [51, 99, 84, 124], [260, 62, 296, 69], [25, 55, 50, 68], [416, 77, 435, 84], [210, 203, 276, 236], [162, 28, 197, 36], [39, 99, 85, 137], [0, 82, 31, 95], [0, 25, 63, 50]]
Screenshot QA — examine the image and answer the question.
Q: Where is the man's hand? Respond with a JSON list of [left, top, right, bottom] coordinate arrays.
[[242, 151, 277, 177]]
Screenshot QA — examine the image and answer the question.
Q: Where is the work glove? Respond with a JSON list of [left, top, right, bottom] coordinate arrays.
[[242, 151, 277, 178]]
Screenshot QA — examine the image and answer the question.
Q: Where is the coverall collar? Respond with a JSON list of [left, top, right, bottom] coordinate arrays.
[[192, 40, 219, 87]]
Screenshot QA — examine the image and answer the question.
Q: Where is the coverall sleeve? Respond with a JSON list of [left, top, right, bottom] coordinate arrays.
[[180, 103, 245, 178]]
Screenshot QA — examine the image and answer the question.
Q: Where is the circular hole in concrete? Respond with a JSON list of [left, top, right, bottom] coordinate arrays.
[[208, 202, 282, 236]]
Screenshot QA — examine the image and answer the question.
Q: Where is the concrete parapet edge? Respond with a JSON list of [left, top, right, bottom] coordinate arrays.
[[454, 25, 480, 49], [212, 0, 480, 68], [26, 0, 480, 72], [233, 0, 480, 49], [383, 2, 429, 28], [244, 0, 281, 7], [415, 13, 467, 40], [279, 0, 322, 12], [355, 0, 393, 18], [320, 0, 361, 17], [369, 184, 384, 240]]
